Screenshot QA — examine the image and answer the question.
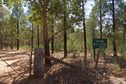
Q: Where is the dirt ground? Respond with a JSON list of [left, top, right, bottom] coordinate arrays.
[[0, 50, 126, 84], [0, 50, 30, 84]]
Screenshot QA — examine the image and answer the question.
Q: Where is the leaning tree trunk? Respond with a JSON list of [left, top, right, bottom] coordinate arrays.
[[94, 0, 103, 67], [112, 0, 117, 57], [64, 0, 67, 58]]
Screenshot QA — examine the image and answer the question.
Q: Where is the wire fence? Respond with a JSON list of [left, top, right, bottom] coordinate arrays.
[[0, 52, 32, 79]]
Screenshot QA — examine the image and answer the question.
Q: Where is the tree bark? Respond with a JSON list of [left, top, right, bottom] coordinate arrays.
[[29, 23, 34, 78], [17, 20, 19, 50], [64, 0, 67, 57], [123, 28, 126, 41], [42, 0, 51, 65], [29, 23, 34, 77], [33, 0, 51, 66], [99, 1, 103, 39], [11, 30, 13, 50], [112, 0, 117, 57], [0, 27, 3, 49], [82, 0, 87, 66], [95, 49, 100, 68], [51, 15, 54, 54], [37, 25, 40, 48], [31, 23, 34, 50], [93, 25, 95, 38]]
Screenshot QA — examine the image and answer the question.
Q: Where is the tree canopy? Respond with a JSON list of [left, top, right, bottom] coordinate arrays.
[[0, 0, 126, 67]]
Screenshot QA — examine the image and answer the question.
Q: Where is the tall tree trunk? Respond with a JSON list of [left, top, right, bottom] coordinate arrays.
[[0, 27, 3, 49], [42, 0, 51, 65], [123, 28, 126, 41], [99, 1, 103, 39], [37, 25, 40, 48], [31, 23, 34, 51], [112, 0, 117, 57], [93, 24, 95, 38], [82, 0, 87, 66], [51, 15, 54, 54], [33, 0, 51, 65], [64, 0, 67, 57], [29, 23, 34, 78], [11, 30, 13, 50], [93, 22, 96, 62], [17, 20, 19, 50]]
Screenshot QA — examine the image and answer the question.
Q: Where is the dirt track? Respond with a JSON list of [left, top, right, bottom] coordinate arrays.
[[0, 50, 126, 84], [0, 50, 30, 84]]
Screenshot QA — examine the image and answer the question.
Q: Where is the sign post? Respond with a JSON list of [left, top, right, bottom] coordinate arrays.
[[94, 49, 96, 61], [92, 38, 107, 68], [92, 38, 107, 49]]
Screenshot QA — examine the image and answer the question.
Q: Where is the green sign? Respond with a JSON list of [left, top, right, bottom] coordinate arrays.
[[92, 38, 107, 49]]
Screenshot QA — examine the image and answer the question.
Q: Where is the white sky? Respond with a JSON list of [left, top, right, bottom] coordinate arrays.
[[23, 0, 126, 18], [23, 0, 94, 18], [85, 0, 126, 18], [85, 0, 94, 18]]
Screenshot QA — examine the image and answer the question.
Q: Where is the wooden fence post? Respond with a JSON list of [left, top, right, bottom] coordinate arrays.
[[34, 48, 44, 78]]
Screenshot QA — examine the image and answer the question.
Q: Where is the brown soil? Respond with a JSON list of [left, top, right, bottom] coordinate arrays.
[[0, 50, 126, 84]]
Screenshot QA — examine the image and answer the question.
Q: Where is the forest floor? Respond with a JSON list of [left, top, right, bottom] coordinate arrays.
[[0, 50, 126, 84]]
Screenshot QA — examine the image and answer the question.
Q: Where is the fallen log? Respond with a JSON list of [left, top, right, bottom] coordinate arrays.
[[43, 55, 80, 69]]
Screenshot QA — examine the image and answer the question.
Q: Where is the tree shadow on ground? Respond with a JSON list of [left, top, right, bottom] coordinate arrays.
[[104, 55, 126, 81], [113, 56, 126, 78], [0, 54, 30, 84], [104, 55, 117, 64], [43, 67, 103, 84], [0, 51, 30, 61], [15, 57, 105, 84], [105, 55, 126, 69], [116, 56, 126, 69]]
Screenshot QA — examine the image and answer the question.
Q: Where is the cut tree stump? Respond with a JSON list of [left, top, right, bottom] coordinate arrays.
[[34, 48, 44, 78]]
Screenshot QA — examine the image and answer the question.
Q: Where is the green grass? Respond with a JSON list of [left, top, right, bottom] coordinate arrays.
[[20, 45, 31, 50], [114, 62, 121, 71]]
